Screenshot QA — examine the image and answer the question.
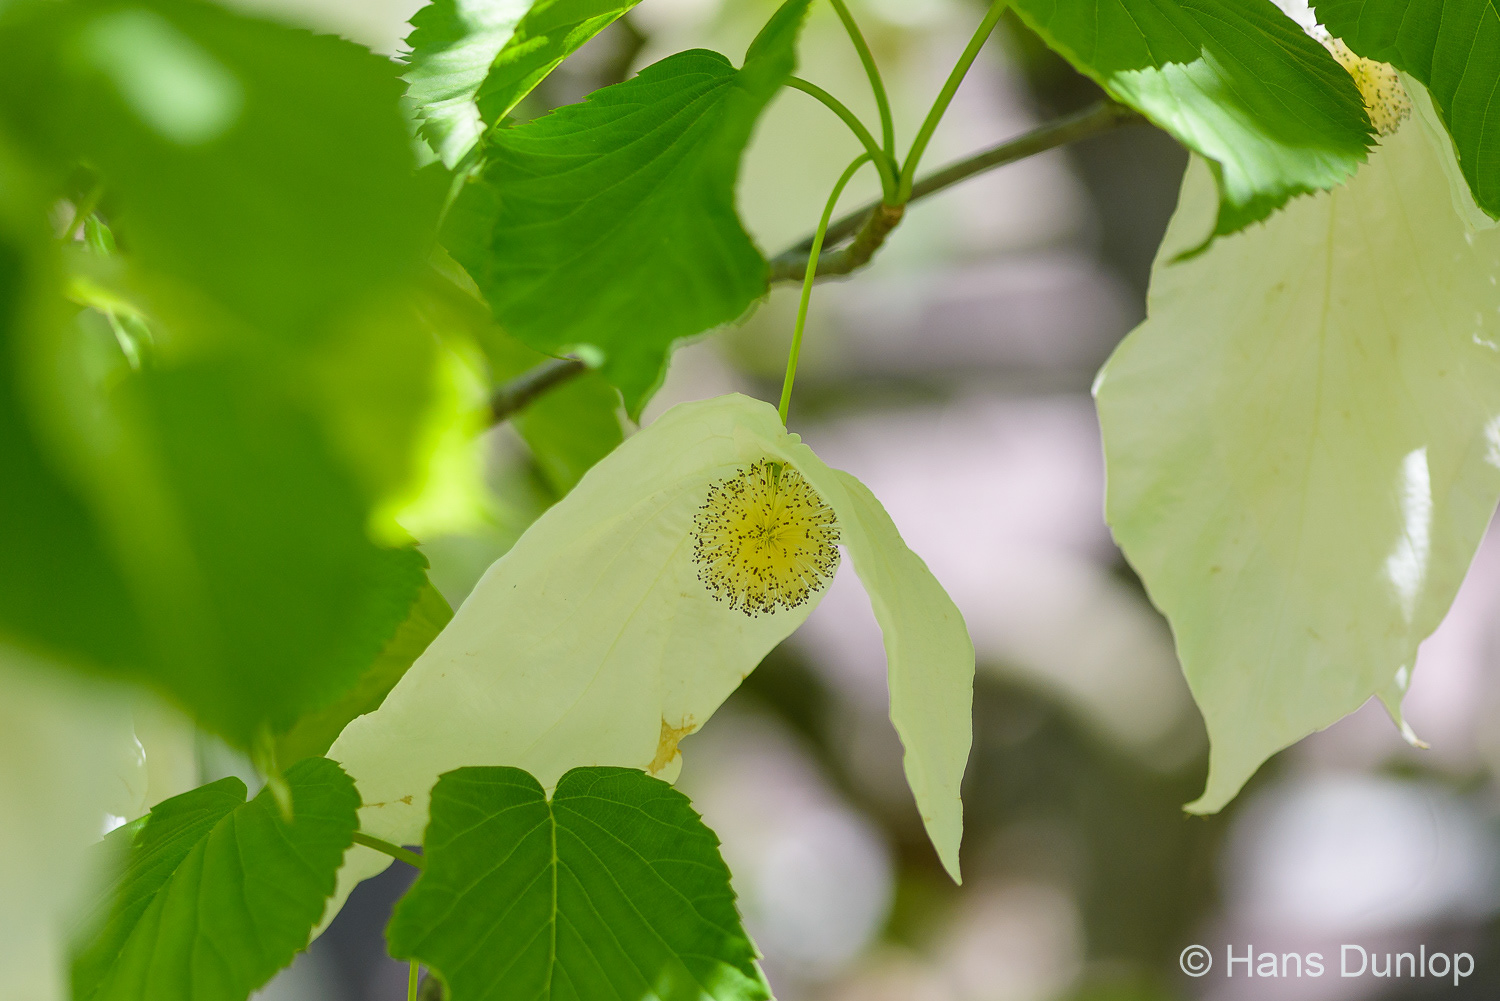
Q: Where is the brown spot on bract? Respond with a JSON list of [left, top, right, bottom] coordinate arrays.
[[648, 716, 697, 775]]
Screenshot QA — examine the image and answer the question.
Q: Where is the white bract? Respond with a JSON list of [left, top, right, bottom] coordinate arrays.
[[1096, 74, 1500, 811], [0, 654, 142, 999], [329, 393, 972, 901]]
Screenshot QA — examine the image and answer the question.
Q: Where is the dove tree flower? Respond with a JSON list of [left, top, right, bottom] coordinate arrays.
[[29, 0, 1500, 994], [1096, 48, 1500, 811], [330, 391, 975, 893], [327, 138, 975, 916]]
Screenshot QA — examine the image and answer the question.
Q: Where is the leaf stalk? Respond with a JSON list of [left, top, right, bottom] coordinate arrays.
[[352, 831, 427, 870], [769, 99, 1139, 283], [897, 0, 1009, 203], [779, 153, 873, 425], [828, 0, 896, 158], [787, 77, 898, 199]]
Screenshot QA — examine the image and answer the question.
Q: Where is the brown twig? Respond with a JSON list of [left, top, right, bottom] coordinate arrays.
[[767, 99, 1142, 283], [488, 357, 588, 425]]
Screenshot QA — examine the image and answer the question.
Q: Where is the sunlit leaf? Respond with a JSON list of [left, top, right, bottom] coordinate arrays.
[[48, 355, 432, 743], [405, 0, 642, 168], [0, 0, 436, 337], [0, 2, 461, 746], [387, 766, 768, 1001], [69, 758, 359, 1001], [330, 393, 971, 893], [1009, 0, 1373, 242], [0, 147, 148, 678], [444, 0, 810, 416], [426, 245, 625, 495], [1095, 91, 1500, 811]]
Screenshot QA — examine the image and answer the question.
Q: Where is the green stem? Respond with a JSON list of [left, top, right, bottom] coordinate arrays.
[[408, 962, 420, 1001], [827, 0, 895, 158], [352, 831, 427, 870], [897, 0, 1008, 202], [778, 153, 872, 426], [786, 78, 897, 200]]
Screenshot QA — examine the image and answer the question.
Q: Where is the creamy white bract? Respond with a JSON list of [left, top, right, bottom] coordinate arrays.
[[1097, 73, 1500, 811], [325, 393, 974, 921]]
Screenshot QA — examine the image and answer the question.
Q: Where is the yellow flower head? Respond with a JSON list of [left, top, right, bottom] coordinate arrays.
[[1326, 37, 1411, 137], [693, 460, 840, 615]]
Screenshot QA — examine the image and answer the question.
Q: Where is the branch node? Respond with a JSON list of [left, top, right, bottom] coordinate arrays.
[[769, 201, 904, 283]]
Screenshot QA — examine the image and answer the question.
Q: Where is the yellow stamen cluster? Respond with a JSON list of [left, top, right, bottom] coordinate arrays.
[[1327, 38, 1411, 136], [692, 460, 840, 617]]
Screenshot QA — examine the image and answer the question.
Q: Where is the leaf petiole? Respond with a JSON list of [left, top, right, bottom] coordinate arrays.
[[778, 153, 874, 426], [787, 77, 898, 200], [898, 0, 1009, 202], [770, 99, 1138, 281], [352, 831, 427, 870], [828, 0, 895, 158]]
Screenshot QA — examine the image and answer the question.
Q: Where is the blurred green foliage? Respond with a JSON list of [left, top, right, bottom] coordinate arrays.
[[0, 0, 444, 746]]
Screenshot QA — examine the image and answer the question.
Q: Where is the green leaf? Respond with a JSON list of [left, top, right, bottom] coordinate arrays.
[[1316, 0, 1500, 220], [60, 356, 431, 743], [387, 766, 769, 1001], [0, 2, 463, 745], [0, 0, 458, 514], [405, 0, 642, 168], [1094, 113, 1500, 812], [1009, 0, 1374, 240], [69, 758, 361, 1001], [329, 393, 970, 888], [0, 0, 437, 338], [20, 266, 437, 744], [0, 150, 147, 677], [445, 0, 811, 416], [276, 578, 453, 765]]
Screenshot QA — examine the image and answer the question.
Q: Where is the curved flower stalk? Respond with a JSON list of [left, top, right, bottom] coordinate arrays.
[[1096, 64, 1500, 812], [328, 393, 973, 899]]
